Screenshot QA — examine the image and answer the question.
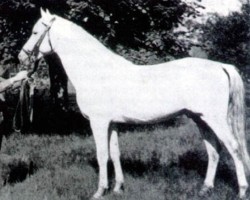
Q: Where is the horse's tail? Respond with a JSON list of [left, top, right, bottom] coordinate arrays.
[[224, 65, 250, 175]]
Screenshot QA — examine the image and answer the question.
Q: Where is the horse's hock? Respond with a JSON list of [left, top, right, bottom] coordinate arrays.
[[0, 153, 34, 185]]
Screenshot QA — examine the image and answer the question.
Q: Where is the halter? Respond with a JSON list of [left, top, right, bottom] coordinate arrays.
[[21, 17, 56, 64]]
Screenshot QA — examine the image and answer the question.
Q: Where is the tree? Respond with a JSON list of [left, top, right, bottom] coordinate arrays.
[[0, 0, 70, 66], [199, 2, 250, 70], [0, 0, 36, 65], [67, 0, 203, 63]]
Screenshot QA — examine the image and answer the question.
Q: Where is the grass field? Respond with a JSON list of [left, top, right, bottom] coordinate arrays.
[[0, 113, 247, 200]]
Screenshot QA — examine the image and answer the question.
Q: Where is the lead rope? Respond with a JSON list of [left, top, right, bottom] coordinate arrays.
[[12, 79, 32, 133], [13, 60, 39, 133], [13, 79, 26, 133]]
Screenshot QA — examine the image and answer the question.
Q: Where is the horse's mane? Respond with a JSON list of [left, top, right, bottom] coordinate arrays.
[[53, 15, 130, 66]]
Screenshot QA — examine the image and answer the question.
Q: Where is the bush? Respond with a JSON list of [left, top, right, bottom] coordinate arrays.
[[199, 3, 250, 70]]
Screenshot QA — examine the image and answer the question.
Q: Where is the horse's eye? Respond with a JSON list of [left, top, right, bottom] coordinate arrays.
[[33, 32, 38, 35]]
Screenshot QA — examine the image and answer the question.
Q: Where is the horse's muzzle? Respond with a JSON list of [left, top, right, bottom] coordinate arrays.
[[18, 51, 31, 66], [18, 51, 27, 63]]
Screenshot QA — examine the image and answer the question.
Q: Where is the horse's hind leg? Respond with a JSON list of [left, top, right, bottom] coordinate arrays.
[[199, 140, 220, 196], [193, 116, 221, 196], [201, 116, 248, 199], [110, 128, 124, 194]]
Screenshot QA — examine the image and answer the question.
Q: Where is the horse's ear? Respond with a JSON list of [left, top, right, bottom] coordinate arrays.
[[46, 9, 52, 17], [40, 8, 46, 18], [41, 8, 54, 22]]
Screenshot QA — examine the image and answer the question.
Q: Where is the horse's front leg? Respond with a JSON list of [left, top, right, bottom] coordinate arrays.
[[90, 118, 110, 199], [110, 128, 124, 193]]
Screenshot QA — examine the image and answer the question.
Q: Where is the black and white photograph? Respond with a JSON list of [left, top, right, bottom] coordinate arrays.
[[0, 0, 250, 199]]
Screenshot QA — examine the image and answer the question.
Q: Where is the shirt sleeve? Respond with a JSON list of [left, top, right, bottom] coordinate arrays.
[[0, 79, 14, 93]]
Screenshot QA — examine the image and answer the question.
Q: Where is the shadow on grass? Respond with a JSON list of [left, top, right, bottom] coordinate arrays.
[[7, 161, 36, 185], [178, 151, 238, 193], [1, 157, 37, 186], [88, 148, 238, 194]]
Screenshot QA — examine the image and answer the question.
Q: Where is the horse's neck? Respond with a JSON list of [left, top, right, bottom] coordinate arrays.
[[52, 17, 131, 89], [53, 21, 102, 73], [53, 17, 116, 62]]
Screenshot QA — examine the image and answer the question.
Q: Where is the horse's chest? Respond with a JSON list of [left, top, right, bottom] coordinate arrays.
[[75, 85, 113, 117]]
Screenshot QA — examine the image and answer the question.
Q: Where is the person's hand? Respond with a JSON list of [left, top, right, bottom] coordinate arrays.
[[13, 71, 28, 82]]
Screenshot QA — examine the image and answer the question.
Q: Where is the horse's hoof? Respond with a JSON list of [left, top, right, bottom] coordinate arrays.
[[91, 196, 104, 200], [91, 194, 105, 200], [238, 197, 249, 200], [198, 185, 213, 197], [91, 187, 108, 200], [114, 182, 124, 194], [238, 195, 249, 200], [114, 189, 124, 195], [239, 186, 248, 200]]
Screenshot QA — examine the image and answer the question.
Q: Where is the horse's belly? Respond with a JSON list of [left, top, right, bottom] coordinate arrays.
[[114, 109, 181, 123], [111, 92, 186, 123]]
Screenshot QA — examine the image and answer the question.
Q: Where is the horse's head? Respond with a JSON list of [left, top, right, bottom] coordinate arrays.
[[18, 8, 56, 65]]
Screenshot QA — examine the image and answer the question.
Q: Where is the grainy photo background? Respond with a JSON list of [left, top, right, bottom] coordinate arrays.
[[0, 0, 250, 199]]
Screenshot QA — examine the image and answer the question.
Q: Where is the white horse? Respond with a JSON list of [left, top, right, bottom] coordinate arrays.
[[18, 9, 250, 200]]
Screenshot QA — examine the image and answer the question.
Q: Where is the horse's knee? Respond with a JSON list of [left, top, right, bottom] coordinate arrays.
[[96, 150, 109, 166], [110, 144, 120, 160], [211, 151, 219, 163], [110, 130, 120, 161], [228, 140, 242, 160]]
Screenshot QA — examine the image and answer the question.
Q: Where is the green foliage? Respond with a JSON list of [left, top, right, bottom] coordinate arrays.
[[0, 0, 69, 66], [67, 0, 203, 62], [0, 0, 38, 65], [200, 3, 250, 69]]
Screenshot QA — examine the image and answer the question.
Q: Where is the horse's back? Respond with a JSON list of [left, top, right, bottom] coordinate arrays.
[[99, 57, 232, 123], [145, 57, 231, 73]]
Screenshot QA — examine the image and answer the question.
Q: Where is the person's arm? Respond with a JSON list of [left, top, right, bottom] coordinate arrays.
[[0, 77, 16, 93], [0, 71, 28, 93]]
